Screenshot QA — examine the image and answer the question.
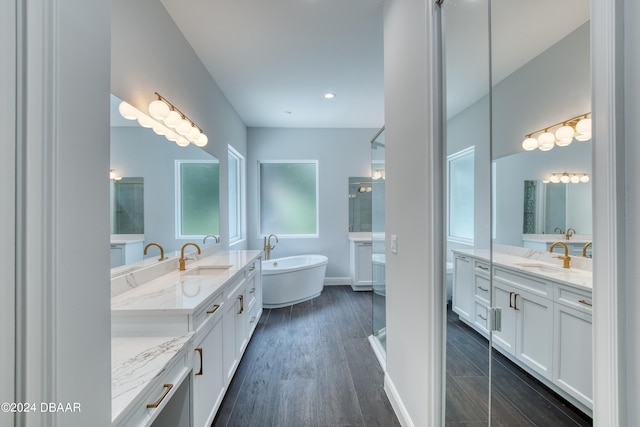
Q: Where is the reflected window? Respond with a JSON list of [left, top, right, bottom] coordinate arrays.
[[228, 145, 246, 244], [176, 160, 220, 238], [447, 147, 474, 243], [258, 161, 318, 237]]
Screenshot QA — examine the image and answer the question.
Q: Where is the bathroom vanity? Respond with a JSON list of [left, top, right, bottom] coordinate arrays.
[[111, 249, 263, 427], [349, 232, 373, 291], [452, 247, 592, 415]]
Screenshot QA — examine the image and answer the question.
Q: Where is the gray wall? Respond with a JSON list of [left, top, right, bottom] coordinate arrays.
[[111, 126, 219, 254], [112, 0, 248, 249], [247, 127, 375, 279]]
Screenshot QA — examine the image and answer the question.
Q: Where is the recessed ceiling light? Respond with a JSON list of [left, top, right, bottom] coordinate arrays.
[[323, 93, 336, 99]]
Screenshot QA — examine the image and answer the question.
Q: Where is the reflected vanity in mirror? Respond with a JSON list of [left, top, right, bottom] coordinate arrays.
[[348, 177, 373, 232], [110, 93, 220, 270]]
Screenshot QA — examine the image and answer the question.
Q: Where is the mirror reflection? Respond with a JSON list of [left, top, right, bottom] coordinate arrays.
[[348, 177, 372, 232], [110, 94, 220, 269]]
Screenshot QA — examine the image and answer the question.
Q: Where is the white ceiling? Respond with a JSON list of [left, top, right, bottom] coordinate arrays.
[[160, 0, 385, 128], [150, 0, 588, 129]]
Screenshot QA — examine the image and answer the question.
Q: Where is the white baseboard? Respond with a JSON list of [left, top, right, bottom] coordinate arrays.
[[323, 277, 350, 286], [368, 335, 386, 373], [384, 374, 415, 427]]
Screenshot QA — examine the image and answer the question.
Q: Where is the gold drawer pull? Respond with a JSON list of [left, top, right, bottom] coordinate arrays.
[[477, 265, 489, 270], [206, 304, 220, 314], [249, 287, 256, 294], [146, 384, 173, 408], [249, 265, 256, 271], [477, 313, 487, 321], [477, 286, 489, 292], [578, 299, 593, 307], [195, 348, 203, 376], [250, 316, 257, 323], [237, 295, 244, 314]]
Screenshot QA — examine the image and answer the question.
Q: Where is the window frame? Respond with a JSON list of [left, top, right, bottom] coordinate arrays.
[[228, 145, 246, 246], [257, 160, 319, 238], [447, 146, 475, 244]]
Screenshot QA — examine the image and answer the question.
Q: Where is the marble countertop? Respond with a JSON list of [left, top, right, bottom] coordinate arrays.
[[111, 234, 145, 244], [111, 250, 262, 315], [522, 233, 592, 244], [452, 246, 592, 291], [111, 333, 193, 425], [348, 232, 372, 242]]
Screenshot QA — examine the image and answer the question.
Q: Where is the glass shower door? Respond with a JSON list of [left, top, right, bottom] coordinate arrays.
[[371, 127, 386, 354]]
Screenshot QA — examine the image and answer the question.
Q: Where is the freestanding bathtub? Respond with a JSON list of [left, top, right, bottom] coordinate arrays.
[[261, 254, 328, 308]]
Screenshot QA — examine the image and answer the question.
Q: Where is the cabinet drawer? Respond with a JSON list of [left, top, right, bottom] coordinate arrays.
[[223, 274, 246, 302], [192, 291, 224, 333], [474, 274, 490, 304], [474, 302, 490, 335], [555, 285, 592, 314], [115, 350, 191, 427], [494, 267, 550, 298], [246, 300, 261, 337], [245, 259, 259, 279], [474, 260, 491, 276]]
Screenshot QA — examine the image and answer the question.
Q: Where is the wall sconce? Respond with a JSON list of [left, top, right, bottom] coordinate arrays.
[[542, 172, 590, 184], [522, 113, 591, 152], [118, 92, 208, 148], [110, 169, 122, 181]]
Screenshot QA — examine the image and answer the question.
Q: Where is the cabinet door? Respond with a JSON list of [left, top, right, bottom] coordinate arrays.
[[222, 283, 246, 385], [492, 281, 516, 356], [554, 304, 593, 408], [452, 254, 473, 322], [515, 290, 554, 380], [193, 315, 224, 427]]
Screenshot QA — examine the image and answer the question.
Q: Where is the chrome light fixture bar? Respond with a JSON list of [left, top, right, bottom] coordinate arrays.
[[522, 112, 591, 152], [118, 92, 208, 148]]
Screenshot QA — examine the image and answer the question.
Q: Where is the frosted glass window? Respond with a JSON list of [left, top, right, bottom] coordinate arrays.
[[176, 160, 220, 238], [448, 147, 474, 242], [228, 146, 245, 244], [259, 161, 318, 236]]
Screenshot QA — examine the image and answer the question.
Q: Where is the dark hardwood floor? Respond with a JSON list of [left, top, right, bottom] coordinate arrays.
[[446, 307, 593, 426], [212, 285, 400, 427]]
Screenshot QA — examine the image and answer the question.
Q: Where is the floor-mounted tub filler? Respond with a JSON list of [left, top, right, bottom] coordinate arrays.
[[262, 255, 328, 308]]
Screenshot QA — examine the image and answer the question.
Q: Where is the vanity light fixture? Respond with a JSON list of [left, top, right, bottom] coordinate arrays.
[[118, 92, 208, 148], [543, 172, 590, 184], [522, 112, 592, 152], [109, 169, 122, 181]]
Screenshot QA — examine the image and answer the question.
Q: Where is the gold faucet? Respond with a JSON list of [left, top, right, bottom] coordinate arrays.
[[263, 234, 279, 260], [203, 234, 220, 244], [554, 227, 564, 235], [179, 242, 201, 271], [565, 227, 576, 240], [583, 241, 593, 258], [550, 241, 571, 268], [144, 242, 167, 261]]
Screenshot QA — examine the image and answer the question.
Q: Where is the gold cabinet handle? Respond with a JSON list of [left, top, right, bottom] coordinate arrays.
[[249, 287, 256, 294], [578, 299, 593, 307], [237, 294, 244, 314], [206, 304, 220, 315], [195, 348, 203, 376], [249, 265, 256, 272], [146, 384, 173, 408], [477, 313, 487, 321], [250, 316, 256, 323], [509, 292, 514, 308], [513, 293, 520, 311], [477, 286, 489, 292], [477, 265, 489, 271]]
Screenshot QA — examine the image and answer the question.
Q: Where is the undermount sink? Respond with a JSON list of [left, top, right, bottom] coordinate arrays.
[[183, 265, 233, 276], [512, 262, 566, 273]]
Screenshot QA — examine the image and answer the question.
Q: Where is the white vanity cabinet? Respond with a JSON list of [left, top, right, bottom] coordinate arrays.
[[452, 253, 473, 322], [553, 285, 593, 408], [350, 240, 373, 291], [222, 274, 248, 384]]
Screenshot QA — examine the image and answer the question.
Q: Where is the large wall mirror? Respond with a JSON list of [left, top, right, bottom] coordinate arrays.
[[110, 94, 220, 269], [348, 176, 373, 232]]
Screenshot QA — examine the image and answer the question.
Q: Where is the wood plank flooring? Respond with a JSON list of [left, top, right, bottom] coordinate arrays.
[[446, 308, 593, 426], [212, 285, 400, 427]]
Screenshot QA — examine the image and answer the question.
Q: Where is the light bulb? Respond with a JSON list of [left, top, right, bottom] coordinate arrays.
[[542, 178, 550, 184], [576, 117, 592, 134], [580, 174, 590, 183], [550, 174, 561, 183], [118, 101, 138, 120], [537, 132, 555, 151], [196, 133, 208, 147], [164, 110, 182, 128], [555, 125, 575, 142], [176, 136, 190, 147], [560, 174, 571, 183], [187, 127, 201, 141], [176, 119, 192, 136], [137, 114, 154, 128], [152, 123, 167, 136], [570, 174, 580, 183], [148, 99, 170, 120], [522, 137, 538, 151], [575, 132, 592, 141], [165, 131, 179, 142]]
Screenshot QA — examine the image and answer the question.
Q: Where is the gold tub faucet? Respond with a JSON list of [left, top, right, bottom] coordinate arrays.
[[263, 234, 279, 260], [179, 242, 201, 271], [550, 241, 571, 269]]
